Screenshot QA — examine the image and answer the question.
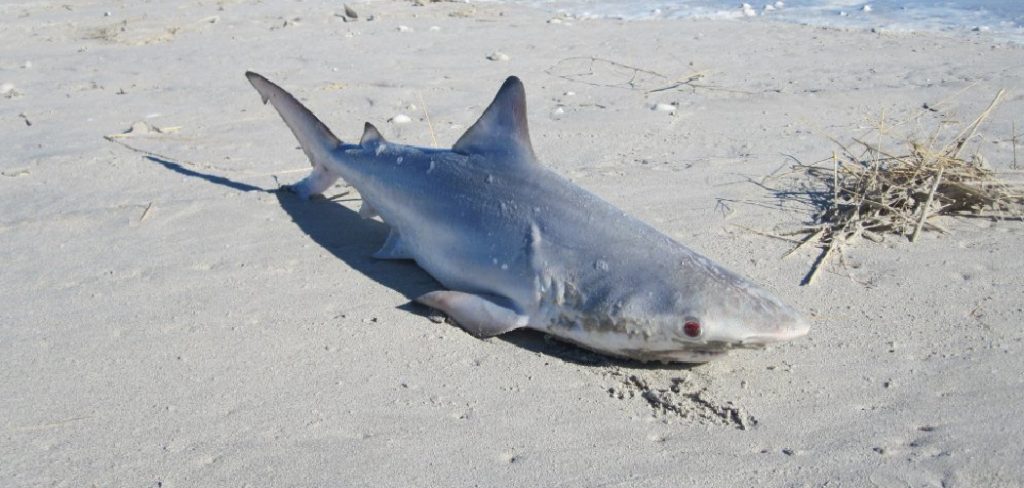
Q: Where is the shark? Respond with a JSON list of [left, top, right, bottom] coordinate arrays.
[[246, 72, 809, 363]]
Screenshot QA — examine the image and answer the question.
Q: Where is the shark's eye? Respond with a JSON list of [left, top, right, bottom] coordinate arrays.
[[683, 320, 702, 338]]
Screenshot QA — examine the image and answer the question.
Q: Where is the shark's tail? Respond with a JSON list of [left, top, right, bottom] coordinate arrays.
[[245, 71, 342, 169]]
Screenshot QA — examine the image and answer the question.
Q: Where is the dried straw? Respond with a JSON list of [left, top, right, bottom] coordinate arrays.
[[774, 90, 1023, 285]]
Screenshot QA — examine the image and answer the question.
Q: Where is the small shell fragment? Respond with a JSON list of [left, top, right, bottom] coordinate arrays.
[[653, 102, 677, 112]]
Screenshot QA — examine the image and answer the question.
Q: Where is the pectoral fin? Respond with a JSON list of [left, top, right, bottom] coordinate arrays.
[[417, 291, 528, 337]]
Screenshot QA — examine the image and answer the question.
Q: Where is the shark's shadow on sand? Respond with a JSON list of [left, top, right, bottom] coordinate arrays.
[[148, 155, 682, 368], [276, 190, 439, 300]]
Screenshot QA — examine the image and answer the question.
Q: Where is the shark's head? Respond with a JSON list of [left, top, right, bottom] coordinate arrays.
[[684, 283, 807, 350], [609, 263, 810, 363]]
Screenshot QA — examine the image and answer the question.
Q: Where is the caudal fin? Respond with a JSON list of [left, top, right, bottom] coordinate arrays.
[[245, 71, 342, 168]]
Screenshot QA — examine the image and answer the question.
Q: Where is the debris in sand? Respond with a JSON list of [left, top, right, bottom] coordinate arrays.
[[486, 51, 510, 62], [652, 102, 677, 113], [106, 121, 181, 139], [343, 4, 359, 20], [767, 89, 1022, 285], [1, 169, 31, 178], [448, 8, 476, 18], [123, 121, 155, 136], [1, 83, 18, 98], [85, 19, 180, 45], [389, 114, 412, 124], [139, 202, 154, 222]]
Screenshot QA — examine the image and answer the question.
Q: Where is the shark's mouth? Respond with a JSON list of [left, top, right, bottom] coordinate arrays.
[[680, 348, 732, 358], [569, 338, 767, 364], [672, 339, 767, 351], [622, 340, 769, 363], [614, 346, 731, 364], [729, 341, 769, 350]]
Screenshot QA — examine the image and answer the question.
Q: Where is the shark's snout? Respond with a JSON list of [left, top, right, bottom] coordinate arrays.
[[696, 285, 810, 349], [739, 310, 810, 346]]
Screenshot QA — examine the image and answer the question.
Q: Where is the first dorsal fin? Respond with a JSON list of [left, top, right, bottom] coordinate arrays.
[[452, 76, 536, 163], [360, 122, 386, 146]]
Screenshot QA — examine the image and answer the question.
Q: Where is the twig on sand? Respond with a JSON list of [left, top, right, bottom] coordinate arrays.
[[546, 57, 758, 97], [417, 91, 438, 148], [910, 166, 943, 242], [783, 228, 825, 259], [728, 224, 802, 244], [14, 416, 92, 432], [647, 71, 711, 94], [1012, 120, 1019, 170], [546, 56, 667, 90], [948, 89, 1004, 160], [139, 201, 154, 222], [803, 239, 839, 286]]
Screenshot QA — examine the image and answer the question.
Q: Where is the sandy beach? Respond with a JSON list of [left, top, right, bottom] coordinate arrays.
[[2, 1, 1023, 486]]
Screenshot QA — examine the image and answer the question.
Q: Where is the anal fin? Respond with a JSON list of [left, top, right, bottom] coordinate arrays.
[[373, 229, 413, 260], [417, 291, 528, 337]]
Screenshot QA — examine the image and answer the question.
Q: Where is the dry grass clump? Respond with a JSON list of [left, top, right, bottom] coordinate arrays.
[[776, 90, 1023, 285]]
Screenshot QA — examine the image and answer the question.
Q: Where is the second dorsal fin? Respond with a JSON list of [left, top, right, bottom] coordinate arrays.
[[452, 76, 536, 163], [360, 122, 386, 146]]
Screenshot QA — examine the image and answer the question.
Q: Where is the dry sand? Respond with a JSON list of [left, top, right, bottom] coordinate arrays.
[[2, 1, 1024, 486]]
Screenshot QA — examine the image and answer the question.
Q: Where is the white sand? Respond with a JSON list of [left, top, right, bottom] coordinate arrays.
[[2, 1, 1023, 486]]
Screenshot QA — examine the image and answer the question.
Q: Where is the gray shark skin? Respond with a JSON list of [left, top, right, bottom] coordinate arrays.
[[246, 72, 809, 363]]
